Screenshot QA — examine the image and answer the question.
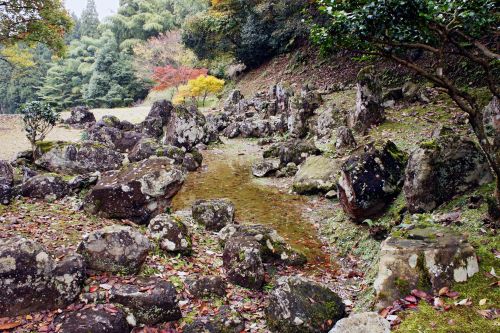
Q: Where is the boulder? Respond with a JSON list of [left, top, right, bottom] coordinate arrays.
[[252, 158, 280, 178], [113, 131, 145, 153], [404, 135, 493, 213], [186, 275, 227, 298], [147, 100, 173, 125], [128, 138, 161, 162], [329, 312, 390, 333], [315, 106, 346, 140], [337, 141, 407, 222], [77, 225, 151, 275], [84, 157, 186, 223], [265, 276, 345, 333], [87, 125, 123, 150], [35, 141, 124, 175], [374, 228, 479, 308], [183, 306, 245, 333], [0, 160, 14, 204], [223, 123, 240, 138], [335, 126, 356, 152], [192, 198, 235, 231], [222, 236, 264, 290], [276, 162, 299, 178], [110, 277, 181, 325], [183, 151, 203, 171], [348, 66, 385, 134], [286, 87, 322, 138], [224, 89, 246, 114], [148, 214, 192, 255], [239, 119, 273, 138], [292, 156, 339, 194], [55, 307, 131, 333], [263, 140, 320, 167], [0, 236, 85, 316], [219, 224, 306, 266], [21, 174, 70, 201], [68, 172, 99, 192], [65, 106, 96, 128], [163, 106, 207, 150]]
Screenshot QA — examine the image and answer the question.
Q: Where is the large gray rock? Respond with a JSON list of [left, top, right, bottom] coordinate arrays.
[[110, 277, 181, 325], [263, 140, 320, 167], [374, 228, 479, 308], [315, 106, 346, 140], [55, 307, 131, 333], [329, 312, 390, 333], [35, 141, 124, 175], [139, 100, 174, 138], [0, 236, 85, 316], [78, 225, 151, 275], [163, 106, 207, 150], [186, 275, 227, 298], [292, 156, 339, 194], [223, 236, 264, 290], [404, 135, 493, 213], [219, 224, 306, 266], [21, 174, 70, 201], [286, 86, 322, 138], [192, 198, 235, 231], [252, 158, 280, 178], [84, 157, 186, 223], [65, 106, 96, 128], [0, 160, 14, 205], [148, 214, 192, 255], [265, 276, 345, 333], [348, 66, 385, 134], [335, 126, 356, 152], [337, 141, 407, 222]]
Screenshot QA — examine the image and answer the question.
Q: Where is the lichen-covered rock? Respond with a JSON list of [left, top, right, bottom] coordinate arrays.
[[0, 236, 85, 316], [219, 224, 306, 266], [263, 140, 321, 167], [84, 157, 186, 223], [183, 306, 245, 333], [265, 276, 345, 333], [183, 151, 203, 171], [21, 174, 70, 201], [55, 307, 131, 333], [192, 198, 235, 231], [337, 141, 407, 222], [348, 66, 385, 134], [374, 228, 479, 308], [276, 162, 299, 178], [35, 141, 124, 175], [65, 106, 96, 128], [222, 236, 264, 290], [252, 158, 280, 178], [286, 87, 321, 138], [148, 214, 192, 255], [78, 225, 151, 275], [110, 277, 181, 325], [335, 126, 356, 152], [239, 119, 273, 138], [329, 312, 390, 333], [113, 131, 145, 153], [128, 138, 161, 162], [186, 275, 227, 298], [163, 106, 208, 150], [293, 156, 339, 195], [68, 172, 99, 192], [224, 89, 246, 114], [223, 123, 240, 138], [315, 106, 346, 140], [404, 135, 493, 213], [0, 160, 14, 205]]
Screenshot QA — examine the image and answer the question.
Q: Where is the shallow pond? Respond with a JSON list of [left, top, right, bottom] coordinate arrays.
[[172, 140, 327, 264]]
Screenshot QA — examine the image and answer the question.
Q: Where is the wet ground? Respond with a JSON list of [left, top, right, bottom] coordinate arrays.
[[172, 139, 330, 265]]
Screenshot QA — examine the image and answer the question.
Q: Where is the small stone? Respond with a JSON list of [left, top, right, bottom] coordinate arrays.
[[192, 198, 235, 231]]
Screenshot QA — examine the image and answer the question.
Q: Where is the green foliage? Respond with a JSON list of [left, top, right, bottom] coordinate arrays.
[[0, 0, 73, 59], [183, 0, 310, 69], [79, 0, 100, 38], [19, 101, 59, 156]]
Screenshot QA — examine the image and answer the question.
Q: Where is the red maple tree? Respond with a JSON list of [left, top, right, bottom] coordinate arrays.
[[152, 65, 208, 91]]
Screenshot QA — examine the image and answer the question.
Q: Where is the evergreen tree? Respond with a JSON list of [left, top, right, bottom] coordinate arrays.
[[80, 0, 100, 38]]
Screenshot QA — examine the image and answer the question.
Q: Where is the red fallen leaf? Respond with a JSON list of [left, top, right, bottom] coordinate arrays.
[[404, 295, 417, 303], [411, 289, 428, 299], [0, 321, 22, 330], [379, 307, 390, 318], [406, 303, 418, 309], [89, 285, 98, 293], [445, 291, 460, 299]]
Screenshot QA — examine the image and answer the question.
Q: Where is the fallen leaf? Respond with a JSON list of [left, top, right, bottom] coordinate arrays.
[[479, 299, 487, 306], [0, 321, 22, 330], [438, 287, 449, 296]]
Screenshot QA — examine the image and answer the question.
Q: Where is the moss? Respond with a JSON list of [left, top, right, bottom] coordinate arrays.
[[395, 277, 411, 296], [416, 252, 432, 291], [420, 139, 438, 150], [35, 141, 58, 154]]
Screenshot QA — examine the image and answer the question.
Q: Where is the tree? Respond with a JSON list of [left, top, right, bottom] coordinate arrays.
[[312, 0, 500, 204], [152, 65, 208, 92], [19, 101, 59, 159], [0, 0, 73, 60], [80, 0, 100, 38], [173, 74, 224, 106]]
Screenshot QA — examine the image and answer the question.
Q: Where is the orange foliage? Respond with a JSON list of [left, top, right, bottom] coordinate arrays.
[[152, 66, 208, 91]]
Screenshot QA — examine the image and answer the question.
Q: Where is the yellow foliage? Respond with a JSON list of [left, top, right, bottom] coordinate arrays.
[[173, 75, 225, 106], [0, 45, 35, 67]]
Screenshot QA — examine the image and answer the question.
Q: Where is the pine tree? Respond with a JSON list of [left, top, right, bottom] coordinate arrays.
[[80, 0, 100, 38]]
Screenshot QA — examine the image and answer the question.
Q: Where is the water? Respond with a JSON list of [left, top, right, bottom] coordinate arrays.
[[172, 141, 327, 264]]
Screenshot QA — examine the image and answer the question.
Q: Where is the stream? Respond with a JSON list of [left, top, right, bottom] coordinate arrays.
[[172, 139, 328, 265]]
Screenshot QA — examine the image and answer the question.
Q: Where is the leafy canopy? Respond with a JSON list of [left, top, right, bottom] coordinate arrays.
[[173, 74, 225, 105], [19, 101, 59, 156], [0, 0, 73, 58]]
